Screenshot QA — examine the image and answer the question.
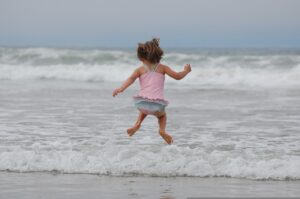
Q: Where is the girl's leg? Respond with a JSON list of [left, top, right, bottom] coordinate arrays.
[[155, 111, 173, 144], [127, 111, 147, 136]]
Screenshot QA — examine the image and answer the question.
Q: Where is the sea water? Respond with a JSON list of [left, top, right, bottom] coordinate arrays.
[[0, 47, 299, 180]]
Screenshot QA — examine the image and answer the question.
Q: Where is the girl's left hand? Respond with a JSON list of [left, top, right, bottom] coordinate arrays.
[[184, 64, 191, 73], [112, 88, 122, 97]]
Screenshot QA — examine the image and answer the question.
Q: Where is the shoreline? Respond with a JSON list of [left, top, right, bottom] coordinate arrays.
[[0, 171, 299, 199], [1, 170, 300, 181]]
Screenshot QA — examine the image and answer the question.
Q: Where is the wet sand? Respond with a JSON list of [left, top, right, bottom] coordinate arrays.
[[0, 172, 299, 199]]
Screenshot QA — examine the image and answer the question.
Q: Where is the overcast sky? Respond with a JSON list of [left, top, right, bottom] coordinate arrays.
[[0, 0, 300, 48]]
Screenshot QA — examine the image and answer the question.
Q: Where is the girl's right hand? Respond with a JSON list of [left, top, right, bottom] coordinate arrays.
[[184, 64, 192, 73], [112, 88, 122, 97]]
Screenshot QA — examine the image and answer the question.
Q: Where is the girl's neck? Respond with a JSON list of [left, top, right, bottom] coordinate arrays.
[[142, 61, 158, 72], [142, 61, 158, 68], [143, 60, 152, 65]]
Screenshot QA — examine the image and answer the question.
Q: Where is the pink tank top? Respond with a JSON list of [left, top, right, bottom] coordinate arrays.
[[134, 63, 168, 104]]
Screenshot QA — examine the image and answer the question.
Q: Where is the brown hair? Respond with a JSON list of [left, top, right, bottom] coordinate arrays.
[[137, 38, 164, 64]]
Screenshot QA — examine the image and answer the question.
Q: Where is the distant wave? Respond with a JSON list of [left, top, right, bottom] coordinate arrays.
[[1, 47, 300, 87]]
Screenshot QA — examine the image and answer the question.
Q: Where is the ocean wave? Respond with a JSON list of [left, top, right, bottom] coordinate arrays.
[[1, 47, 300, 87], [1, 63, 300, 87], [0, 47, 135, 66], [0, 144, 299, 180]]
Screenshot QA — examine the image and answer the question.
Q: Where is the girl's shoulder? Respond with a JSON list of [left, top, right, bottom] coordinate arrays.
[[157, 63, 167, 74], [137, 65, 147, 73], [134, 65, 147, 77]]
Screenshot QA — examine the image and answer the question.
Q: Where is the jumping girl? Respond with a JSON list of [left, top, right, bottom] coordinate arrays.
[[112, 38, 191, 144]]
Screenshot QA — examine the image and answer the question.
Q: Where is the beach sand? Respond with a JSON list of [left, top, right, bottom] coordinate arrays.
[[0, 172, 300, 199]]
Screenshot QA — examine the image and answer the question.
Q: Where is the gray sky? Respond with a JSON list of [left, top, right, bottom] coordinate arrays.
[[0, 0, 300, 48]]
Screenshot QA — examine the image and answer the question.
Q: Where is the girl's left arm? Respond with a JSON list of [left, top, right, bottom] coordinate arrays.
[[112, 68, 140, 97]]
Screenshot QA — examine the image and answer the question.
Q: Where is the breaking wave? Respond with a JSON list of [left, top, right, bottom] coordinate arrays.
[[1, 47, 300, 87]]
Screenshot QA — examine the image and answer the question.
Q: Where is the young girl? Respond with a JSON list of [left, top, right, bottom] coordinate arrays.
[[112, 38, 191, 144]]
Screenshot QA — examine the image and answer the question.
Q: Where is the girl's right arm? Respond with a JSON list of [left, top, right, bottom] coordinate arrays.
[[164, 64, 191, 80], [112, 68, 140, 97]]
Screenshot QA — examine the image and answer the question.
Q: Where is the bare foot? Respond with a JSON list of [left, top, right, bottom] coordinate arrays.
[[159, 131, 173, 144], [127, 124, 141, 136]]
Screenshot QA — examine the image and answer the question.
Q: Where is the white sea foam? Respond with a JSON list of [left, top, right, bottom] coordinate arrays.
[[0, 142, 299, 180], [0, 63, 133, 82], [1, 63, 300, 88], [1, 47, 300, 87]]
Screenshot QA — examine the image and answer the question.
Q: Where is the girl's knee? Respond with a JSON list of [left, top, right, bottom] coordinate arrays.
[[155, 111, 165, 118], [140, 111, 147, 116]]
